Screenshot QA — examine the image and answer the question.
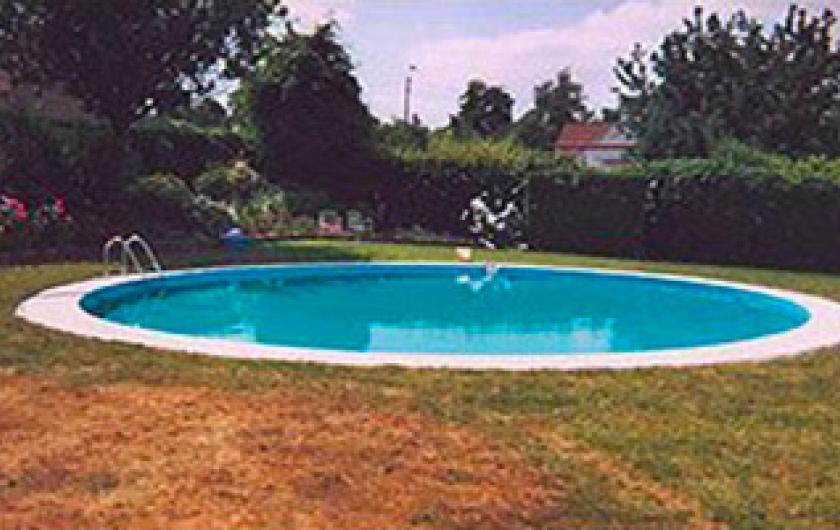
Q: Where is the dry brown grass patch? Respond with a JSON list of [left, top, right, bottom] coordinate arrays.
[[0, 376, 569, 529]]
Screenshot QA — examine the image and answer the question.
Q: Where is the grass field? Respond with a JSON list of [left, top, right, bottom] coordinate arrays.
[[3, 240, 840, 529]]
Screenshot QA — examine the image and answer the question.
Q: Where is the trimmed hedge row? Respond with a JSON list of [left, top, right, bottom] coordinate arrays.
[[528, 175, 648, 257], [379, 163, 523, 235], [646, 175, 840, 269], [532, 173, 840, 270], [383, 163, 840, 270]]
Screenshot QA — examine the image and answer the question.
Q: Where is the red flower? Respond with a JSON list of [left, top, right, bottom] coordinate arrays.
[[13, 206, 27, 221]]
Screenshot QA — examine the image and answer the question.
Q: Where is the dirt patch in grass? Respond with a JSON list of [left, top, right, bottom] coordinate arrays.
[[0, 376, 572, 529]]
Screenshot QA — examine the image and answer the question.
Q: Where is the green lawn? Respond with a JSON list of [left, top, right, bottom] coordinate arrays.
[[4, 240, 840, 529]]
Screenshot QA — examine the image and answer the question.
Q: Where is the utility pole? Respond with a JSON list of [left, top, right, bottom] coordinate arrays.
[[403, 64, 417, 122]]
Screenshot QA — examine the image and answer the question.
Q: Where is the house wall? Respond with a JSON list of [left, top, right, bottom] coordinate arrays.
[[555, 123, 635, 168], [601, 126, 634, 144], [581, 148, 631, 167]]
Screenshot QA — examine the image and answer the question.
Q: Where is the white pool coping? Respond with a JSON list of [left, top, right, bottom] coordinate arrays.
[[15, 262, 840, 371]]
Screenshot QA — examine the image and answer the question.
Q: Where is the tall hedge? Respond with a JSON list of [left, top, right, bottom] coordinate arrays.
[[384, 138, 840, 271], [528, 175, 648, 257], [644, 174, 840, 269], [531, 173, 840, 270], [381, 135, 576, 235]]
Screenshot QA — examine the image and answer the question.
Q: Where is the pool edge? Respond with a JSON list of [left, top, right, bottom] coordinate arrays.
[[15, 262, 840, 371]]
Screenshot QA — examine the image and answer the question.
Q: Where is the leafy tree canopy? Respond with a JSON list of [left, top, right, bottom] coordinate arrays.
[[616, 4, 840, 158], [169, 98, 230, 129], [450, 80, 514, 139], [512, 69, 592, 150], [233, 22, 377, 196], [0, 0, 284, 134], [375, 116, 430, 151]]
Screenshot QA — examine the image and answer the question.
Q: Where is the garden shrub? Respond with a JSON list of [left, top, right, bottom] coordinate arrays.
[[238, 190, 291, 235], [0, 110, 251, 244], [285, 214, 318, 235], [0, 193, 74, 251], [0, 110, 108, 197], [194, 159, 260, 205], [195, 160, 330, 235], [126, 173, 232, 237], [129, 117, 251, 180], [281, 187, 333, 217]]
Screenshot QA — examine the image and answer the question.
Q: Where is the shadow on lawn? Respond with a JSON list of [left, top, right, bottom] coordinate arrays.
[[0, 237, 378, 268], [164, 239, 373, 270]]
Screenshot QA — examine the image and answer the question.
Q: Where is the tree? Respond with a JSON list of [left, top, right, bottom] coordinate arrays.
[[512, 69, 592, 149], [600, 107, 621, 123], [0, 0, 284, 135], [234, 22, 377, 197], [450, 80, 514, 139], [615, 4, 840, 158], [376, 115, 430, 151]]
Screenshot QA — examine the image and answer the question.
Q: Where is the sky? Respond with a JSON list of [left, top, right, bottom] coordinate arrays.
[[280, 0, 836, 126]]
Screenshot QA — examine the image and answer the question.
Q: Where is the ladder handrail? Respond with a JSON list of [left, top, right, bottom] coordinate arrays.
[[125, 233, 162, 273], [102, 234, 163, 275], [122, 241, 145, 273], [103, 236, 127, 275]]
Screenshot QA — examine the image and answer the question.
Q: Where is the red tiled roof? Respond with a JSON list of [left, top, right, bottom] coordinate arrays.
[[555, 122, 635, 150], [556, 122, 611, 143]]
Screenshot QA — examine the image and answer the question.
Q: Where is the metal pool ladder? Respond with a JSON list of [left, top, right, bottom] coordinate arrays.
[[103, 234, 163, 275]]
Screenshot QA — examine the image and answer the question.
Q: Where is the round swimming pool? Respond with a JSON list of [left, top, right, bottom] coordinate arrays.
[[16, 263, 840, 370]]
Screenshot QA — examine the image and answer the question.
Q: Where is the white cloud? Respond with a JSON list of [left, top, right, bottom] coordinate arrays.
[[405, 0, 834, 125]]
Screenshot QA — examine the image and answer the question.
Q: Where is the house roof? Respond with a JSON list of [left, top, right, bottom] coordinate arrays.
[[555, 122, 635, 150]]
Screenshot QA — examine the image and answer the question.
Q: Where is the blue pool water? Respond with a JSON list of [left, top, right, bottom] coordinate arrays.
[[80, 264, 810, 354]]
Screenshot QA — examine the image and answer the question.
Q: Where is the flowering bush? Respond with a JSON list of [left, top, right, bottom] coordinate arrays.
[[0, 194, 73, 250], [0, 196, 28, 235]]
